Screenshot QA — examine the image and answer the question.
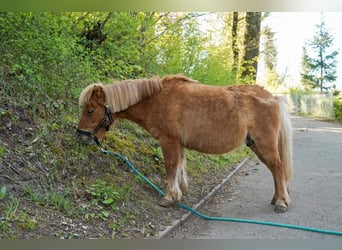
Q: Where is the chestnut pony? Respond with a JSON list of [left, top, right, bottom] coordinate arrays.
[[77, 75, 293, 213]]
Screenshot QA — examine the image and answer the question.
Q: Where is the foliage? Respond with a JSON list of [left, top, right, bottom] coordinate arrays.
[[0, 12, 264, 106], [154, 14, 206, 77], [86, 179, 131, 210], [0, 196, 38, 237], [0, 13, 91, 101], [240, 12, 262, 82], [300, 17, 339, 92], [260, 26, 281, 89], [333, 98, 342, 120], [0, 186, 6, 200], [0, 13, 202, 102], [0, 140, 4, 162], [24, 186, 72, 213]]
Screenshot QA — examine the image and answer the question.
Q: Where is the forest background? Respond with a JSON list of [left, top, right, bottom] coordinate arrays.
[[0, 12, 265, 103]]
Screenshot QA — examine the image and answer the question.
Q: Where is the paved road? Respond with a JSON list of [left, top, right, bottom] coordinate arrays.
[[168, 116, 342, 239]]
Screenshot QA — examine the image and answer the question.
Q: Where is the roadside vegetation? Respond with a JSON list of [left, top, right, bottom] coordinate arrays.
[[333, 98, 342, 120]]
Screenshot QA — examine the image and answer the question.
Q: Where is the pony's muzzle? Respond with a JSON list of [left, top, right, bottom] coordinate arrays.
[[76, 129, 95, 145]]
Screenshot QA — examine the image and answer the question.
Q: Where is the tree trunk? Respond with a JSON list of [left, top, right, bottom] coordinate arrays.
[[241, 12, 261, 82], [232, 12, 239, 74]]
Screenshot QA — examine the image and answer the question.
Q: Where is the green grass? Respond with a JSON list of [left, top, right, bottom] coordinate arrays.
[[86, 179, 132, 211], [24, 186, 73, 214], [0, 196, 38, 237], [0, 186, 6, 200]]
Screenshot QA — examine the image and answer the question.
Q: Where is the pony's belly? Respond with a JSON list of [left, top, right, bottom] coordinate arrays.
[[183, 134, 245, 154]]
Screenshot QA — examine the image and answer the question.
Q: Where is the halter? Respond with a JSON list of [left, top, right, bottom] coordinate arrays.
[[77, 105, 114, 147]]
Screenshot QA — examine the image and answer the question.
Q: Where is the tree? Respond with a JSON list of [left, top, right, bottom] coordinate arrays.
[[261, 26, 280, 89], [231, 12, 239, 76], [152, 13, 207, 77], [241, 12, 262, 82], [300, 17, 339, 92], [0, 11, 264, 105], [0, 12, 93, 98]]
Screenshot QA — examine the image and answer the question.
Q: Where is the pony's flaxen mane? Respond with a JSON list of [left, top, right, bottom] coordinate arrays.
[[104, 78, 163, 112], [79, 78, 163, 112]]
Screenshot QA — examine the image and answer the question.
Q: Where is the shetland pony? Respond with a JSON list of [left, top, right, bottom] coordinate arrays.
[[77, 75, 293, 213]]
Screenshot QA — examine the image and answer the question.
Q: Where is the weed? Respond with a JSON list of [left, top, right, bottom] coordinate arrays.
[[4, 196, 19, 220], [100, 210, 110, 220], [0, 196, 38, 237], [152, 146, 163, 162], [0, 220, 10, 235], [109, 220, 120, 231], [86, 180, 131, 211], [24, 186, 73, 214], [47, 191, 72, 212], [0, 139, 4, 162], [0, 186, 6, 200]]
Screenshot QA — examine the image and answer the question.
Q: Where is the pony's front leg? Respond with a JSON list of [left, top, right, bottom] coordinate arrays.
[[159, 139, 184, 207]]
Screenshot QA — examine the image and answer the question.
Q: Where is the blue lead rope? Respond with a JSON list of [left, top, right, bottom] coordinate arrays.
[[100, 148, 342, 236]]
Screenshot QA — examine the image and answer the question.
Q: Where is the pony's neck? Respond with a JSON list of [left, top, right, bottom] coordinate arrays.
[[116, 102, 150, 130]]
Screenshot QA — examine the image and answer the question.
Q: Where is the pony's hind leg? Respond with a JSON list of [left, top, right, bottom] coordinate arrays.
[[249, 144, 278, 205], [250, 140, 290, 213], [159, 139, 185, 207], [179, 156, 188, 195]]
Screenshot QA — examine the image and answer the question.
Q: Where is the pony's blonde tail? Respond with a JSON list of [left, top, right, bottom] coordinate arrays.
[[276, 96, 293, 183]]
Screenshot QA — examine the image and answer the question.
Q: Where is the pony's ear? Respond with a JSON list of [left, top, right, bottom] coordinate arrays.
[[91, 85, 106, 102]]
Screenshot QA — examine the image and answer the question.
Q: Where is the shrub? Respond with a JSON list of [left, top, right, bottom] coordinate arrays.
[[333, 98, 342, 120]]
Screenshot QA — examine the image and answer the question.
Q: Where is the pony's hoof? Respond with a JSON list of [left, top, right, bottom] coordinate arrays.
[[271, 197, 276, 205], [274, 205, 288, 213], [159, 198, 175, 207]]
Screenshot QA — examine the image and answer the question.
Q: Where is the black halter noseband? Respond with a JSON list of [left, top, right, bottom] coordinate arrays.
[[77, 105, 114, 147]]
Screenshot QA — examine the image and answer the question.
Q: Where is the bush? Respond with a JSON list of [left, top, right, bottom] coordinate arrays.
[[0, 13, 99, 103], [334, 98, 342, 120]]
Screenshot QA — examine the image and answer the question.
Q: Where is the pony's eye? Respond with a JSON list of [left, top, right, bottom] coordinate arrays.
[[87, 109, 94, 114]]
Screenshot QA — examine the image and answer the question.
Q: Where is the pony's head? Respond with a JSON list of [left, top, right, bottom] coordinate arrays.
[[77, 83, 114, 145], [76, 77, 163, 145]]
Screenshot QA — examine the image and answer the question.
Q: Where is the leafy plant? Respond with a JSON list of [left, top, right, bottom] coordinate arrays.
[[0, 196, 38, 236], [24, 186, 72, 214], [0, 186, 6, 200], [334, 98, 342, 120], [0, 142, 4, 162], [86, 180, 131, 211]]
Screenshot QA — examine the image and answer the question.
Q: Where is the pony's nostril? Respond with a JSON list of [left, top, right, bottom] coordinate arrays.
[[80, 135, 90, 142], [75, 130, 92, 144], [77, 134, 94, 145]]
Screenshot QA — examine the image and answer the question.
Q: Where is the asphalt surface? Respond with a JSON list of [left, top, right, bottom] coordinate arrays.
[[167, 116, 342, 239]]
